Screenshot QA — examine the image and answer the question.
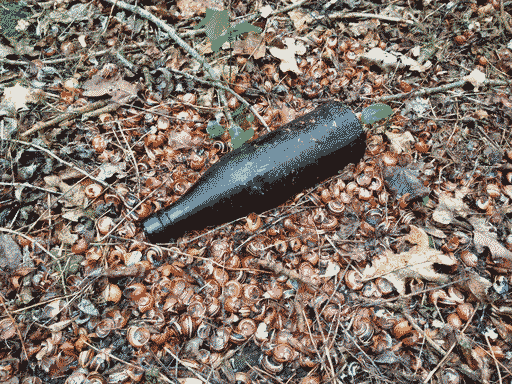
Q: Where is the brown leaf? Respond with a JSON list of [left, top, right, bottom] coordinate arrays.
[[82, 68, 140, 100], [469, 217, 512, 262], [232, 33, 266, 59], [362, 225, 456, 295], [382, 163, 430, 201], [432, 191, 470, 224]]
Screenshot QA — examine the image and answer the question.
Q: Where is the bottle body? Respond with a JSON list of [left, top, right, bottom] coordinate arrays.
[[143, 101, 365, 243]]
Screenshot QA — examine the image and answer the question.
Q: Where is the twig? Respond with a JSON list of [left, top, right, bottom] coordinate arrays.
[[374, 79, 512, 102], [0, 42, 152, 66], [0, 292, 28, 361], [397, 309, 483, 383], [10, 139, 108, 187], [0, 182, 63, 195], [484, 334, 503, 384], [178, 0, 311, 38], [256, 258, 320, 288], [422, 303, 479, 383], [98, 174, 173, 241], [113, 119, 140, 191], [164, 346, 208, 383], [501, 0, 512, 35], [168, 67, 270, 132], [104, 0, 214, 78], [84, 341, 154, 375], [21, 100, 109, 137], [0, 227, 57, 261], [329, 11, 415, 25], [81, 95, 136, 120]]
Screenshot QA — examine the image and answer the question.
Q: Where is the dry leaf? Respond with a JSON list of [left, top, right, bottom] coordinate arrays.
[[459, 270, 493, 303], [56, 222, 79, 245], [176, 0, 223, 18], [383, 163, 430, 201], [288, 10, 313, 32], [259, 5, 273, 18], [473, 230, 512, 262], [0, 234, 23, 273], [348, 19, 380, 37], [232, 33, 266, 59], [362, 225, 456, 295], [385, 131, 415, 153], [82, 66, 140, 102], [44, 175, 86, 207], [468, 216, 512, 262], [432, 191, 470, 224], [269, 38, 306, 75], [2, 83, 44, 111], [463, 68, 486, 91]]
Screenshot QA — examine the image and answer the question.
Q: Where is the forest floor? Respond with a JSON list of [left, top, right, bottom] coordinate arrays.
[[0, 0, 512, 383]]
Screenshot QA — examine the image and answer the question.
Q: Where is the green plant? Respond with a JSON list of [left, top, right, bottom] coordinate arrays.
[[197, 8, 261, 148]]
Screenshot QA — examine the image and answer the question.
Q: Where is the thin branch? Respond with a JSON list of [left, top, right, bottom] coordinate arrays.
[[0, 182, 63, 195], [329, 11, 415, 25], [422, 303, 479, 383], [397, 308, 483, 383], [256, 258, 320, 288], [0, 227, 56, 261], [168, 67, 270, 131], [374, 79, 512, 102], [178, 0, 311, 38], [10, 139, 108, 187], [81, 95, 136, 120], [21, 100, 109, 137], [0, 292, 28, 361]]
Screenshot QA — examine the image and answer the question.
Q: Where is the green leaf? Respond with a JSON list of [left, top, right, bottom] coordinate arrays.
[[361, 103, 393, 125], [194, 9, 230, 51], [206, 120, 225, 138], [195, 9, 262, 52], [229, 125, 254, 150]]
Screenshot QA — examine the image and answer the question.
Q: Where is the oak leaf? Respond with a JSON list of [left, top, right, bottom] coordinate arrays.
[[362, 225, 456, 295]]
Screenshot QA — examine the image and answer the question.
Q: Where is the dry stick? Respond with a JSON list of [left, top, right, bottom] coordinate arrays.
[[98, 174, 173, 242], [0, 292, 28, 361], [501, 0, 512, 35], [1, 225, 58, 262], [81, 95, 136, 120], [484, 334, 503, 384], [256, 258, 319, 288], [374, 79, 512, 102], [0, 182, 63, 195], [164, 347, 208, 383], [313, 307, 337, 382], [0, 42, 152, 67], [422, 303, 479, 383], [178, 0, 311, 38], [168, 67, 269, 132], [83, 341, 149, 374], [21, 100, 109, 137], [398, 309, 482, 383], [329, 11, 415, 25], [10, 139, 108, 187], [113, 119, 140, 190]]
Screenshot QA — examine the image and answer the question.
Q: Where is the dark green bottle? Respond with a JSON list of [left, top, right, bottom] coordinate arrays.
[[143, 101, 365, 243]]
